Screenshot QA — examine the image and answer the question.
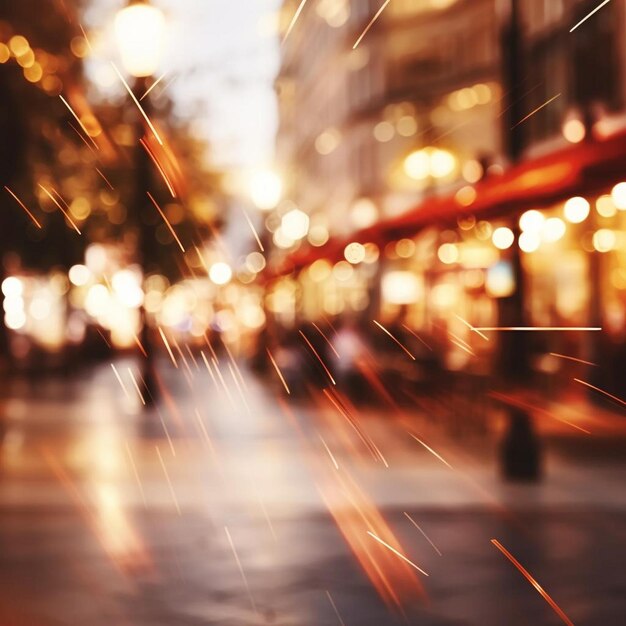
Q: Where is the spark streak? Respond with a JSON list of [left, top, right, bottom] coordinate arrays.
[[110, 363, 130, 400], [408, 433, 453, 469], [353, 0, 392, 49], [140, 71, 167, 100], [147, 192, 185, 252], [140, 139, 177, 198], [404, 512, 442, 556], [266, 348, 291, 394], [59, 95, 99, 149], [367, 531, 429, 576], [282, 0, 309, 44], [574, 378, 626, 408], [111, 62, 163, 145], [155, 445, 180, 515], [455, 314, 489, 341], [124, 441, 147, 508], [549, 352, 597, 367], [489, 391, 591, 434], [158, 326, 178, 367], [242, 207, 264, 252], [373, 320, 415, 360], [38, 185, 81, 234], [95, 168, 114, 190], [402, 324, 433, 351], [225, 526, 258, 615], [4, 186, 41, 228], [473, 326, 601, 332], [491, 539, 574, 626], [127, 368, 145, 405], [299, 330, 336, 384], [313, 322, 340, 358], [326, 590, 346, 626], [319, 432, 339, 470], [570, 0, 611, 32], [512, 93, 562, 129]]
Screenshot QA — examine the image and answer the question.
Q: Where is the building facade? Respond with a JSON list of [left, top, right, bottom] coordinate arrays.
[[268, 0, 626, 398]]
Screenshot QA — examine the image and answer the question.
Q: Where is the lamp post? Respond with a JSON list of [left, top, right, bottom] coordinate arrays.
[[115, 0, 166, 404], [496, 0, 530, 385]]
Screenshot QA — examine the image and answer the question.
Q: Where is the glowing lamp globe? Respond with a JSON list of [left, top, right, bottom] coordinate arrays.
[[115, 1, 166, 77]]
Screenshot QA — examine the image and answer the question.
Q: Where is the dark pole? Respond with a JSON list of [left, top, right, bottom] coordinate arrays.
[[132, 76, 158, 405], [497, 0, 531, 385]]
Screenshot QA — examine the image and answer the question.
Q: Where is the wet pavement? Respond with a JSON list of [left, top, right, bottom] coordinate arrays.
[[0, 358, 625, 625]]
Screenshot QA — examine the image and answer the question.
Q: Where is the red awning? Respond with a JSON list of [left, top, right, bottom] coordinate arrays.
[[274, 128, 626, 276]]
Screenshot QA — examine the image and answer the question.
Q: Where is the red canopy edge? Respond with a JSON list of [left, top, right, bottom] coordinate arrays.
[[271, 129, 626, 278]]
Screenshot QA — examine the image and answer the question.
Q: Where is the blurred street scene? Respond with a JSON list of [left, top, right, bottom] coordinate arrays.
[[1, 0, 626, 624]]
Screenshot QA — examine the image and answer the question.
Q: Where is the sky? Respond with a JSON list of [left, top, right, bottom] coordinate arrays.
[[83, 0, 282, 170]]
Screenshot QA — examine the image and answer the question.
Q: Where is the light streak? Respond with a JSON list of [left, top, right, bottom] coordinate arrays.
[[549, 352, 597, 367], [570, 0, 611, 32], [78, 23, 94, 54], [402, 324, 433, 351], [225, 526, 258, 615], [318, 432, 339, 470], [404, 512, 442, 556], [448, 331, 476, 356], [193, 409, 219, 469], [140, 71, 167, 100], [68, 120, 99, 155], [228, 361, 251, 414], [212, 356, 237, 409], [110, 363, 130, 400], [256, 493, 277, 541], [373, 320, 415, 360], [194, 245, 210, 275], [282, 0, 309, 44], [133, 334, 148, 358], [353, 0, 392, 49], [367, 531, 429, 576], [491, 539, 574, 626], [266, 348, 291, 394], [185, 344, 199, 370], [224, 345, 249, 393], [157, 408, 177, 458], [323, 388, 380, 460], [38, 184, 81, 234], [512, 93, 562, 129], [172, 336, 193, 379], [127, 368, 145, 405], [299, 330, 337, 384], [124, 441, 147, 508], [147, 192, 185, 251], [140, 138, 176, 198], [473, 327, 601, 332], [242, 207, 264, 252], [408, 433, 453, 469], [95, 167, 114, 190], [4, 186, 41, 228], [59, 94, 99, 150], [158, 326, 178, 367], [312, 322, 340, 358], [200, 350, 220, 391], [111, 62, 163, 145], [325, 590, 346, 626], [155, 445, 180, 515], [574, 378, 626, 408], [489, 391, 591, 434], [455, 314, 489, 341]]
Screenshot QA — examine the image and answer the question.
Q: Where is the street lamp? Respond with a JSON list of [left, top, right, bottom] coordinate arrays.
[[115, 0, 166, 405], [115, 0, 166, 79]]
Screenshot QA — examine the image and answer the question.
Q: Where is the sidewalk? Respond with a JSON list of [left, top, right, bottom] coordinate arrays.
[[0, 359, 624, 624]]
